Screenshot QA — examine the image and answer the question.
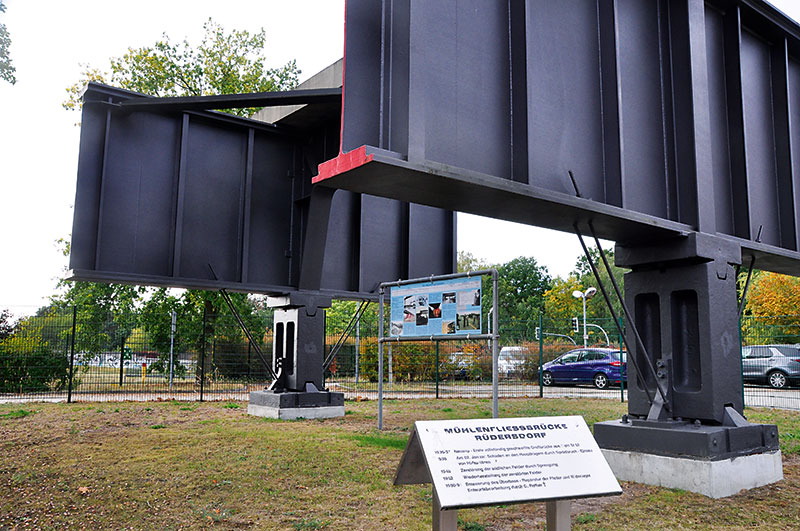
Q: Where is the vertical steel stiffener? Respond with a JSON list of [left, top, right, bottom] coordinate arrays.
[[313, 0, 799, 457], [69, 80, 455, 394]]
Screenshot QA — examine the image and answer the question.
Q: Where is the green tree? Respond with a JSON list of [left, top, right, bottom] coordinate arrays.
[[572, 247, 626, 320], [51, 281, 143, 361], [543, 276, 583, 324], [497, 256, 552, 327], [63, 18, 300, 116], [326, 300, 378, 338], [138, 288, 271, 379], [0, 310, 72, 393], [0, 0, 15, 85], [0, 308, 14, 340], [457, 251, 490, 273]]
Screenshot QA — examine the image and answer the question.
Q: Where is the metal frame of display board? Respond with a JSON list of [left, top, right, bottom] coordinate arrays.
[[377, 270, 499, 429]]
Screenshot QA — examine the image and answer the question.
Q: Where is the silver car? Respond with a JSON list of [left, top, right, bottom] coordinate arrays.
[[741, 345, 800, 389]]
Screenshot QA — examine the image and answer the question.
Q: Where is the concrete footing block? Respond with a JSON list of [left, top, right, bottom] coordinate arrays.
[[247, 389, 345, 420], [601, 449, 783, 498], [247, 403, 345, 420]]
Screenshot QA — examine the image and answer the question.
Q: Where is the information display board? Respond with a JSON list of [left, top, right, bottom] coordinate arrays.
[[389, 277, 482, 337], [396, 416, 621, 510]]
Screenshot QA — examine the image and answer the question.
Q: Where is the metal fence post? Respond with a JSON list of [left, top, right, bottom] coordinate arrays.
[[739, 314, 745, 409], [435, 341, 440, 399], [492, 270, 499, 419], [378, 289, 384, 430], [247, 342, 251, 380], [619, 317, 625, 403], [169, 310, 176, 391], [539, 314, 544, 399], [355, 317, 361, 385], [67, 306, 77, 403], [200, 308, 206, 402], [118, 341, 125, 386]]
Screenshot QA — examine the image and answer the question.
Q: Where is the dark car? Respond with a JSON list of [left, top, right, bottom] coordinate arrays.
[[540, 348, 626, 390], [742, 345, 800, 389]]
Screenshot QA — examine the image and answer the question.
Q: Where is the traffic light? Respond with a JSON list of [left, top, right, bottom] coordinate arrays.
[[535, 327, 540, 341], [572, 317, 579, 332]]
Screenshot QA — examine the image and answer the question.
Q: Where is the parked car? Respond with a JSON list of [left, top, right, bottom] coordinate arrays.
[[742, 345, 800, 389], [540, 348, 626, 389], [497, 346, 530, 378]]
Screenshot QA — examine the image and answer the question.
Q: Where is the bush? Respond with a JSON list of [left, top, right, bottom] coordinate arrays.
[[0, 341, 70, 393]]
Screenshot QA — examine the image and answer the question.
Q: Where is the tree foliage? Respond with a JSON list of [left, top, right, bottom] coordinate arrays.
[[63, 18, 300, 116], [497, 256, 552, 326], [51, 281, 143, 359], [0, 311, 71, 393], [543, 276, 583, 323], [0, 308, 14, 341], [741, 271, 800, 345], [457, 251, 490, 274], [0, 0, 15, 84], [572, 247, 626, 320], [744, 272, 800, 318]]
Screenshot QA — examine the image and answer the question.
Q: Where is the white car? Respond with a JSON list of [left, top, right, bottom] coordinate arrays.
[[497, 346, 529, 377]]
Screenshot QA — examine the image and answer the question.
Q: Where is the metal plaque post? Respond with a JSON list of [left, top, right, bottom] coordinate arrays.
[[377, 270, 498, 430]]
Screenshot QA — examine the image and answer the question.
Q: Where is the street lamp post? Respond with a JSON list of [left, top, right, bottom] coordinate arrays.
[[572, 287, 597, 348]]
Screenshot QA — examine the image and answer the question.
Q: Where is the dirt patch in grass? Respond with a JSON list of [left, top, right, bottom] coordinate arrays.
[[0, 398, 798, 529]]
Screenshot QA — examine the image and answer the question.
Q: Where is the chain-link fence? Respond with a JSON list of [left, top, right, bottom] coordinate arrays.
[[324, 315, 628, 403], [0, 307, 272, 402], [740, 314, 800, 410], [2, 305, 799, 411]]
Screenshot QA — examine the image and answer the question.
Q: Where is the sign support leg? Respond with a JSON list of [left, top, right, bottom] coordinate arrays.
[[546, 499, 571, 530], [432, 488, 457, 531]]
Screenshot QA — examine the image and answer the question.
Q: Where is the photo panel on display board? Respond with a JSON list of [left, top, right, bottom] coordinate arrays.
[[389, 277, 482, 337]]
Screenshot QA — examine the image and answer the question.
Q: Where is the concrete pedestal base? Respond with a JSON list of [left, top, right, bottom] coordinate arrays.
[[601, 449, 783, 498], [247, 403, 345, 420], [247, 390, 345, 420]]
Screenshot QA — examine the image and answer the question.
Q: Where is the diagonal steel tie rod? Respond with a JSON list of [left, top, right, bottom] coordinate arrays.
[[573, 224, 657, 408], [584, 221, 671, 411], [207, 264, 277, 382], [323, 300, 370, 372], [567, 170, 668, 410]]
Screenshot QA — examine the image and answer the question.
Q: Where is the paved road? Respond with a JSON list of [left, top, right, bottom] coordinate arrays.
[[327, 381, 800, 411], [2, 383, 799, 411]]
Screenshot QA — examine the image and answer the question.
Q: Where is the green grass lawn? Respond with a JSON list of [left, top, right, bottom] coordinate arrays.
[[0, 398, 798, 530]]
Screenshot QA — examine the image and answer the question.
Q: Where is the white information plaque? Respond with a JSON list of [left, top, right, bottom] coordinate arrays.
[[395, 416, 621, 510]]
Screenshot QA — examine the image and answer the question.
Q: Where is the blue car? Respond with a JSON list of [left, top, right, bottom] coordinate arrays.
[[540, 348, 626, 389]]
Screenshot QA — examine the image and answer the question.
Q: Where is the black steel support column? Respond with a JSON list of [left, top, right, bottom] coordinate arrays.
[[594, 234, 779, 459], [267, 293, 333, 393]]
